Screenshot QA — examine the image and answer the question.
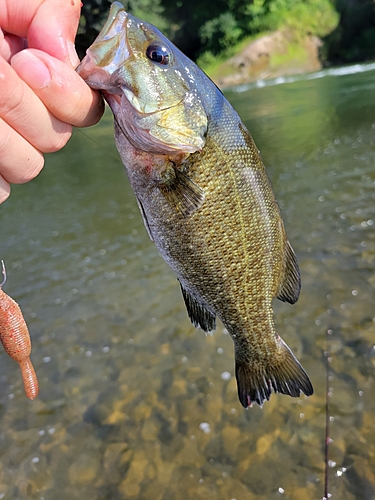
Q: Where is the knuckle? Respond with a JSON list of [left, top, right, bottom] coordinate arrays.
[[0, 76, 26, 119], [0, 127, 11, 156], [0, 124, 45, 184]]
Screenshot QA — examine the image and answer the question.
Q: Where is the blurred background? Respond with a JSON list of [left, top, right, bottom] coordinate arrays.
[[1, 1, 375, 499], [77, 0, 375, 83]]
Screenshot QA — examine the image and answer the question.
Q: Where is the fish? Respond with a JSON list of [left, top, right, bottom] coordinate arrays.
[[0, 261, 39, 400], [77, 2, 313, 408]]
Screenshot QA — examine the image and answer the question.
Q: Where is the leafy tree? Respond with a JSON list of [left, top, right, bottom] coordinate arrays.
[[322, 0, 375, 64], [76, 0, 375, 68]]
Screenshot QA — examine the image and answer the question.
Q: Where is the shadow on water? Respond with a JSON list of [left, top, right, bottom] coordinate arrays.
[[0, 65, 375, 499]]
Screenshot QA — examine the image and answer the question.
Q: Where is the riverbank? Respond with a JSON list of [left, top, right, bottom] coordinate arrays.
[[205, 28, 324, 89]]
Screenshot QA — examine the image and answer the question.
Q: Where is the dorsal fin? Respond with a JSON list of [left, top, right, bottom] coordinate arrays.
[[276, 240, 301, 305], [179, 281, 216, 333]]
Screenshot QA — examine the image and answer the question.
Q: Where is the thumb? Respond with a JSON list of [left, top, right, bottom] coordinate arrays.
[[27, 0, 81, 67]]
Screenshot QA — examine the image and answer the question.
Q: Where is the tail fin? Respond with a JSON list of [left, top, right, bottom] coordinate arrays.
[[235, 338, 313, 408]]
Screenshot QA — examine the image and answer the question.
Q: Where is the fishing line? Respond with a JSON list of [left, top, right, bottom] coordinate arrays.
[[323, 328, 333, 500], [74, 127, 122, 163]]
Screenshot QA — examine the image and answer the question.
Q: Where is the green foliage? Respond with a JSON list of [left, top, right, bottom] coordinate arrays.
[[322, 0, 375, 65], [246, 0, 339, 37], [78, 0, 375, 70], [160, 0, 234, 59], [117, 0, 167, 32], [200, 12, 243, 54], [174, 0, 337, 60], [77, 0, 338, 61]]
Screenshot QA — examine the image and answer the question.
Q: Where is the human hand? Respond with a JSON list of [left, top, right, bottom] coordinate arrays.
[[0, 0, 104, 203]]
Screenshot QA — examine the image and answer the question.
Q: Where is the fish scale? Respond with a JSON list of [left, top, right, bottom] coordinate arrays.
[[77, 1, 313, 408]]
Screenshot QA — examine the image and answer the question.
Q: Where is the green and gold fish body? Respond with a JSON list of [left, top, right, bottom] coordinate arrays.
[[77, 2, 313, 407]]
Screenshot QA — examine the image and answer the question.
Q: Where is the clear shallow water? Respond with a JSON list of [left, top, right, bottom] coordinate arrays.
[[0, 64, 375, 499]]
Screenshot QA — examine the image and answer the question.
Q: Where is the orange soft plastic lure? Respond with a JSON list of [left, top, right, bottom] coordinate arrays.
[[0, 261, 39, 400]]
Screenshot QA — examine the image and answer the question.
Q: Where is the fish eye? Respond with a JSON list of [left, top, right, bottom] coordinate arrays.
[[146, 43, 172, 65]]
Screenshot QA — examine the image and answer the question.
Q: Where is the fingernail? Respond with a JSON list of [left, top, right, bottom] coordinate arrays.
[[66, 41, 80, 68], [13, 50, 51, 89]]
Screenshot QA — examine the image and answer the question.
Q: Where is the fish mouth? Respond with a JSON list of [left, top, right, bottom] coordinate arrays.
[[102, 88, 183, 120], [76, 2, 130, 92]]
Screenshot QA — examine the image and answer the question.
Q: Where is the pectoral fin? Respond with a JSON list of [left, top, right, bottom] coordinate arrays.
[[179, 282, 216, 333], [158, 168, 205, 217], [276, 241, 301, 305]]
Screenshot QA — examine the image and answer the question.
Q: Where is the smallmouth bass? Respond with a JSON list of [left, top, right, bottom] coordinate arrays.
[[77, 2, 313, 408]]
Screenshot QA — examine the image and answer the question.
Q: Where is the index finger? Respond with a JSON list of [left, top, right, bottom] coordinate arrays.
[[0, 0, 81, 65]]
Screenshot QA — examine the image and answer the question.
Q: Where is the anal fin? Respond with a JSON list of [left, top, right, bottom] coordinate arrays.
[[179, 282, 216, 333], [276, 240, 301, 305]]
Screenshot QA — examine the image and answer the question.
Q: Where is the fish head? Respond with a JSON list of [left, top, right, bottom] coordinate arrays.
[[77, 2, 208, 155]]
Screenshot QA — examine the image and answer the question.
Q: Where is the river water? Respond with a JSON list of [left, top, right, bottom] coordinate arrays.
[[1, 64, 375, 500]]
